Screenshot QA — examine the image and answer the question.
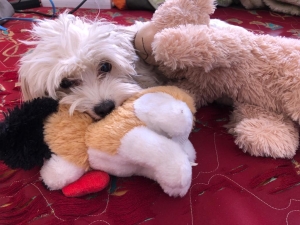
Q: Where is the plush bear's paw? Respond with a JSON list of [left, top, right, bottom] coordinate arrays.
[[233, 118, 299, 159], [157, 157, 192, 197]]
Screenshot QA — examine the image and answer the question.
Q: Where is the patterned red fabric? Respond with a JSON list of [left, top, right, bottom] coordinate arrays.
[[1, 6, 300, 225]]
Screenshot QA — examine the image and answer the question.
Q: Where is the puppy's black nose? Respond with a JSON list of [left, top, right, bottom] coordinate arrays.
[[94, 100, 115, 118]]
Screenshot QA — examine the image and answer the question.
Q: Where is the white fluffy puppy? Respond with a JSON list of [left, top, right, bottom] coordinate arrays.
[[19, 13, 164, 120]]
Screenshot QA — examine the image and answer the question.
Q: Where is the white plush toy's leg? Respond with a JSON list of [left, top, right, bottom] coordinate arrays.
[[40, 154, 86, 190], [89, 126, 193, 197], [120, 126, 192, 197], [227, 104, 299, 159], [88, 148, 143, 177]]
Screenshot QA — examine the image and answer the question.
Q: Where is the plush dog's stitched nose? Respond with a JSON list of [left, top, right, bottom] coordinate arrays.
[[94, 100, 115, 118]]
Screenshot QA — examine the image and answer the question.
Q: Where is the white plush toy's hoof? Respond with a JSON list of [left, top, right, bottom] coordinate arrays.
[[158, 159, 192, 197], [153, 146, 193, 197], [40, 154, 85, 190]]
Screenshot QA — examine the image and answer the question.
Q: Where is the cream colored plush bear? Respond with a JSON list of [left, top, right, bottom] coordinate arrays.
[[134, 0, 300, 159]]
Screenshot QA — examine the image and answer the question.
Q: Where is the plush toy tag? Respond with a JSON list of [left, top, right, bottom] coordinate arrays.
[[134, 22, 159, 65], [172, 135, 198, 166], [172, 135, 189, 145]]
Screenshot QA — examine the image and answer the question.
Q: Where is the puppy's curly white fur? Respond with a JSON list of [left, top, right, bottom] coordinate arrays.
[[19, 13, 163, 119]]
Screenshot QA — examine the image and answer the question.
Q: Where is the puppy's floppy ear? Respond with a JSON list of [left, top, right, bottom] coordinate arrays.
[[20, 76, 34, 101], [0, 98, 59, 170]]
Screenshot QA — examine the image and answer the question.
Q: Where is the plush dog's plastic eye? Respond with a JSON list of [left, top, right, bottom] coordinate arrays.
[[60, 78, 81, 89], [99, 62, 112, 73]]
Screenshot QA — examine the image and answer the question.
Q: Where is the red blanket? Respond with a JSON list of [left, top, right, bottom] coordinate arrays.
[[1, 7, 300, 225]]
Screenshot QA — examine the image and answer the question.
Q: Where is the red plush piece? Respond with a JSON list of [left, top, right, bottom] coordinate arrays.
[[62, 171, 110, 197]]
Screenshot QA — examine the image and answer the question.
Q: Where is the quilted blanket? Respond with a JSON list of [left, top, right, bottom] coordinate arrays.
[[1, 6, 300, 225]]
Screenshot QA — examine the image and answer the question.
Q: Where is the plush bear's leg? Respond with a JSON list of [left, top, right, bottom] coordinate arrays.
[[119, 126, 193, 197], [226, 104, 299, 159], [152, 0, 215, 30], [40, 154, 86, 190]]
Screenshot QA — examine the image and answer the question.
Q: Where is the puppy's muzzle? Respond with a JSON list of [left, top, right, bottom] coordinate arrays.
[[94, 100, 115, 118]]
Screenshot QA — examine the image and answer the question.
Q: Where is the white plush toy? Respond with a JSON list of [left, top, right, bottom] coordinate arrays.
[[0, 86, 197, 197], [85, 86, 197, 197]]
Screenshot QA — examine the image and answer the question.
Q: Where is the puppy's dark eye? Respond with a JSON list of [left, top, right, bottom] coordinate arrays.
[[99, 62, 112, 73], [60, 78, 82, 89]]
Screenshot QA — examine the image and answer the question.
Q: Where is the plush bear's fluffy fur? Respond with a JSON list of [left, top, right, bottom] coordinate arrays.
[[135, 0, 300, 159]]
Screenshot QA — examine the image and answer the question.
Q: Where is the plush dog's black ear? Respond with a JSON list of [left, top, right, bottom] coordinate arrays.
[[0, 97, 59, 170]]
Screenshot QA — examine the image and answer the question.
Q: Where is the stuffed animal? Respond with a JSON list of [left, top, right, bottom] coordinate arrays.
[[134, 0, 300, 159], [0, 86, 196, 197]]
